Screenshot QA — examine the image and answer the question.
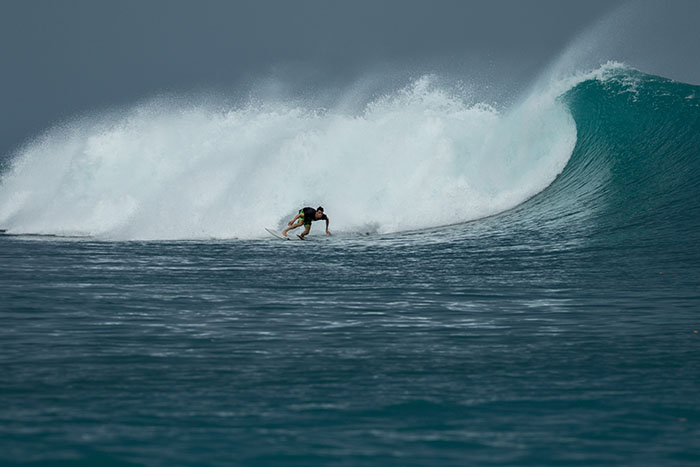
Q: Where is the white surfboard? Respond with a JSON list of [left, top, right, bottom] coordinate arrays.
[[265, 228, 289, 240]]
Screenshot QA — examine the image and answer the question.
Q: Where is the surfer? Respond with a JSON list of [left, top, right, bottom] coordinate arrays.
[[282, 206, 331, 240]]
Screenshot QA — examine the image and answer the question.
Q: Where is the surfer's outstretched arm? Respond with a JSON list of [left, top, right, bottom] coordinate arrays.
[[325, 217, 331, 236]]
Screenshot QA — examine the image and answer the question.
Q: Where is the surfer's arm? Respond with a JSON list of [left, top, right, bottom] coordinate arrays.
[[325, 217, 331, 235], [288, 213, 302, 225]]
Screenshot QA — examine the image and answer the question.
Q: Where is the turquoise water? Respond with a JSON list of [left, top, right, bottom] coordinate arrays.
[[1, 68, 700, 465]]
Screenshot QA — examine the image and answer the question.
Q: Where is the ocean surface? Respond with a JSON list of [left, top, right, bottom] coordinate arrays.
[[1, 65, 700, 465]]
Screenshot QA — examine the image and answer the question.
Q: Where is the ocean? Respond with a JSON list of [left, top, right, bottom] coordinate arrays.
[[1, 64, 699, 465]]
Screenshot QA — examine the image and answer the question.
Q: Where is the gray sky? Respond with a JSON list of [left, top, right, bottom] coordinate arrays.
[[1, 0, 698, 159]]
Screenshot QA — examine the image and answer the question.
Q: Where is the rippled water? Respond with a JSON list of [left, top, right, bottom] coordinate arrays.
[[2, 226, 698, 466]]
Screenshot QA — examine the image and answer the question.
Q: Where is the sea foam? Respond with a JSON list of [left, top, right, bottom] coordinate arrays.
[[0, 76, 576, 239]]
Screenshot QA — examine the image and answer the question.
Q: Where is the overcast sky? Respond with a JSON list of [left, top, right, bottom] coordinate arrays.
[[1, 0, 698, 159]]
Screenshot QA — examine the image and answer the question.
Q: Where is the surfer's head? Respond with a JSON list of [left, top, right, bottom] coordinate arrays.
[[315, 207, 324, 219]]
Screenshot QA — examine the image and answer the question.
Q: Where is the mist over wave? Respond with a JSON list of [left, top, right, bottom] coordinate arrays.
[[0, 75, 576, 240]]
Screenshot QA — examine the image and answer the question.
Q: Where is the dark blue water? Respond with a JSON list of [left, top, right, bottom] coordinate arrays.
[[2, 69, 700, 465]]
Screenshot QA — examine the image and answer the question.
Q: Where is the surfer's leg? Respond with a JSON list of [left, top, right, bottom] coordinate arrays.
[[282, 221, 303, 238], [299, 224, 311, 239]]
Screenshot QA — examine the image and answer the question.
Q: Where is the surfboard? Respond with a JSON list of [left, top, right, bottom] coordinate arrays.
[[265, 228, 289, 240], [265, 228, 312, 241]]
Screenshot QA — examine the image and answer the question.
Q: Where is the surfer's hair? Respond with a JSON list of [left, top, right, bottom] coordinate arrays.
[[317, 206, 324, 212]]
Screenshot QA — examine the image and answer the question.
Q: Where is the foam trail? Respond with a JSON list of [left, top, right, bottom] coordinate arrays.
[[0, 76, 576, 240]]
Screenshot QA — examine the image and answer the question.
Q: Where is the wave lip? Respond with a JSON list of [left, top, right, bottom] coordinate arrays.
[[501, 64, 700, 256]]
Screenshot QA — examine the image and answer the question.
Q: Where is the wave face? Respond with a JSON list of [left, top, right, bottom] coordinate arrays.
[[1, 64, 699, 244], [505, 66, 700, 257], [0, 77, 575, 239]]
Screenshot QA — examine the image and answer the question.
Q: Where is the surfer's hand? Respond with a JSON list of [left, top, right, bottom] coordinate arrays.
[[288, 221, 293, 226], [326, 230, 332, 236]]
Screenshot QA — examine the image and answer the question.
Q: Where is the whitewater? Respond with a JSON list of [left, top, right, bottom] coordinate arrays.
[[0, 70, 585, 239]]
